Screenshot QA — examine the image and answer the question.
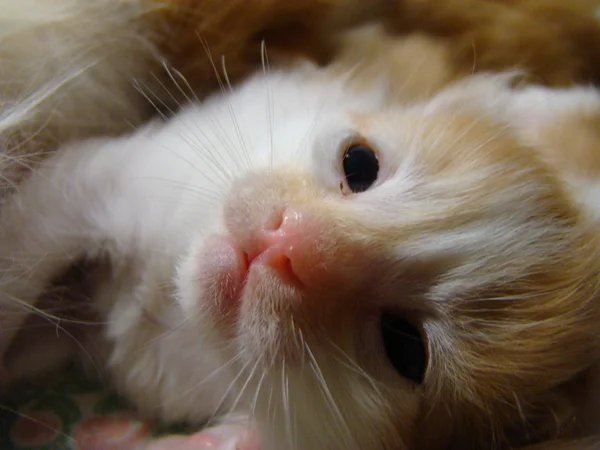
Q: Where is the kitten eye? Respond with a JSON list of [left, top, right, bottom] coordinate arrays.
[[342, 143, 379, 193], [380, 313, 427, 383]]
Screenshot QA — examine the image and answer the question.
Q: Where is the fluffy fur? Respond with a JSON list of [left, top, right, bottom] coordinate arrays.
[[0, 0, 164, 194], [0, 0, 383, 385], [386, 0, 600, 86], [2, 35, 600, 449], [147, 0, 600, 89], [0, 0, 379, 196], [3, 1, 600, 449], [1, 0, 599, 195]]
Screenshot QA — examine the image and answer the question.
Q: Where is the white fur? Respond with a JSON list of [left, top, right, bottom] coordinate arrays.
[[0, 0, 164, 194], [0, 64, 397, 449], [2, 64, 600, 450], [0, 0, 176, 375]]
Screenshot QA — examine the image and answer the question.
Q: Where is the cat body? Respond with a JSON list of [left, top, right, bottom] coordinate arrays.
[[2, 55, 600, 449]]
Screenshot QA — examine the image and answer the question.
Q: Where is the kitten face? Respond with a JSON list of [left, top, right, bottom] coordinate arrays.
[[174, 71, 600, 449]]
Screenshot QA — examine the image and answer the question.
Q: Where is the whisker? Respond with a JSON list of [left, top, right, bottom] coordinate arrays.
[[0, 59, 100, 133], [281, 358, 297, 450], [305, 342, 354, 446], [161, 57, 240, 181], [4, 295, 106, 327], [260, 40, 275, 171], [154, 132, 231, 187], [175, 123, 235, 186], [6, 293, 105, 384], [326, 338, 386, 397], [164, 63, 200, 104], [221, 55, 253, 172], [227, 355, 262, 418], [134, 176, 224, 201], [200, 35, 252, 175], [133, 78, 169, 120], [151, 71, 184, 111], [205, 355, 253, 427], [176, 351, 243, 407], [267, 383, 276, 445], [198, 35, 227, 96], [250, 368, 267, 424], [0, 404, 75, 442]]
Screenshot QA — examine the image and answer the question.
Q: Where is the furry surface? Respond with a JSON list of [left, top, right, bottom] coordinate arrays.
[[386, 0, 600, 86], [0, 0, 380, 197], [3, 1, 600, 450], [156, 0, 600, 89], [0, 0, 164, 194], [3, 38, 600, 450], [2, 0, 600, 194]]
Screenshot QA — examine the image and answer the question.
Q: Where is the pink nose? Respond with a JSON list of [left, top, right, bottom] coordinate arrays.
[[246, 206, 321, 287]]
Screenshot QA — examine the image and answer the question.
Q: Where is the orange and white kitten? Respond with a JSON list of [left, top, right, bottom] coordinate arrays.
[[1, 34, 600, 449]]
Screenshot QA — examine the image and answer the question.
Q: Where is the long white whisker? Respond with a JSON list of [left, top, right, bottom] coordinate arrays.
[[250, 368, 267, 423], [281, 358, 298, 450], [151, 71, 184, 111], [326, 337, 385, 397], [260, 41, 274, 171], [221, 55, 253, 172], [175, 351, 243, 406], [133, 78, 169, 120], [267, 382, 276, 446], [135, 176, 225, 203], [205, 356, 253, 427], [164, 64, 200, 104], [0, 60, 99, 133], [227, 355, 262, 417], [305, 342, 354, 446], [177, 122, 235, 185], [0, 405, 75, 441], [154, 132, 231, 187], [7, 293, 105, 384], [200, 36, 251, 172], [4, 295, 103, 327]]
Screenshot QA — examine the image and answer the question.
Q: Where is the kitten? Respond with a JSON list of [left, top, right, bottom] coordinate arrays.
[[1, 41, 600, 450]]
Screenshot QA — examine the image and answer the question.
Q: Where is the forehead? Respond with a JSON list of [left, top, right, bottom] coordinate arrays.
[[344, 106, 557, 220], [335, 104, 580, 281], [357, 106, 519, 174]]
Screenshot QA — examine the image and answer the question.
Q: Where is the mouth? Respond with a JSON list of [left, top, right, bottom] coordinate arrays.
[[196, 235, 248, 319], [199, 234, 301, 321]]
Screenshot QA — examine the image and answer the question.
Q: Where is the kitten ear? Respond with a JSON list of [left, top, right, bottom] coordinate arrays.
[[428, 70, 600, 138], [499, 83, 600, 143], [499, 84, 600, 183], [430, 74, 600, 201]]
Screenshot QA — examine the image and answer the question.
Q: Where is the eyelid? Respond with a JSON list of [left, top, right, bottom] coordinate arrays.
[[338, 134, 374, 158]]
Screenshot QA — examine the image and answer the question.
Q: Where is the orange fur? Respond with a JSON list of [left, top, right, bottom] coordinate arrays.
[[4, 2, 600, 450], [386, 0, 600, 86], [144, 0, 389, 98], [355, 100, 600, 448], [144, 0, 600, 95]]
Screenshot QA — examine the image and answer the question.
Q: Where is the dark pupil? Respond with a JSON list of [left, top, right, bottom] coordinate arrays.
[[380, 313, 427, 383], [342, 144, 379, 193]]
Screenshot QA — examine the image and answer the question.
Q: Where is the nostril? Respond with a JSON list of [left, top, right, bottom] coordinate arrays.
[[261, 248, 303, 287], [262, 204, 287, 232], [242, 251, 251, 268]]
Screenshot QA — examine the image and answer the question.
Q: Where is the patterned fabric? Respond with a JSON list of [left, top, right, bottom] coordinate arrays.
[[0, 367, 192, 450]]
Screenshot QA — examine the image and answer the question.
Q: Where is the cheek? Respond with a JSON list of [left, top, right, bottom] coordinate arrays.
[[174, 235, 245, 325]]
